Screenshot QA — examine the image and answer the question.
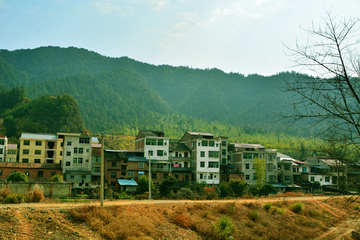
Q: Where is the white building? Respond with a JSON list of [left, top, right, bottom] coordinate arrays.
[[179, 132, 221, 185], [0, 135, 7, 162]]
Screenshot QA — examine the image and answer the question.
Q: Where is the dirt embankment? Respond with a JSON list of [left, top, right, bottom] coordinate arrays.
[[0, 196, 359, 240]]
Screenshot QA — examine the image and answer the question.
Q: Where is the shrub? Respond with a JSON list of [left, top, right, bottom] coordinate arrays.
[[249, 211, 260, 221], [263, 202, 272, 211], [355, 205, 360, 211], [274, 207, 286, 214], [229, 179, 248, 197], [49, 174, 63, 182], [26, 184, 44, 203], [159, 176, 178, 196], [7, 172, 28, 182], [204, 186, 218, 200], [212, 215, 235, 239], [117, 192, 134, 200], [172, 213, 194, 229], [291, 202, 304, 213]]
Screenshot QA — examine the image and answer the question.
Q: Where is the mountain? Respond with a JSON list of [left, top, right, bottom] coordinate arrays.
[[0, 46, 300, 136]]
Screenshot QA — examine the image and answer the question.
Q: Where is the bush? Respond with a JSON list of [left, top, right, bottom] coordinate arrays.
[[117, 192, 134, 200], [204, 186, 218, 200], [26, 184, 44, 203], [249, 211, 260, 221], [263, 202, 272, 211], [229, 179, 247, 197], [212, 215, 235, 239], [49, 174, 63, 182], [159, 176, 178, 196], [273, 207, 286, 214], [291, 202, 304, 213], [7, 172, 28, 182]]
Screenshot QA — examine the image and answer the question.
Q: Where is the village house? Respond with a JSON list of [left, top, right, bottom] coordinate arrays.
[[0, 135, 7, 162]]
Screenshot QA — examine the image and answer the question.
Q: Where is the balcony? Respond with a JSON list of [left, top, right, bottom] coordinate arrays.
[[172, 167, 192, 173], [150, 167, 171, 173], [169, 156, 192, 161]]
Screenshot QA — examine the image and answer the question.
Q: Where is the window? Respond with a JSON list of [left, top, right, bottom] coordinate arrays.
[[200, 151, 205, 157], [0, 157, 2, 162], [51, 172, 56, 177], [209, 141, 215, 147], [35, 150, 41, 155], [200, 173, 203, 179], [148, 150, 153, 156], [284, 165, 291, 171], [0, 149, 2, 155], [22, 158, 29, 163], [0, 170, 2, 176], [111, 181, 116, 186], [82, 175, 86, 179], [246, 163, 250, 169], [302, 167, 307, 172], [128, 171, 134, 176], [79, 148, 83, 154], [146, 139, 156, 145], [200, 162, 205, 167], [0, 139, 4, 145], [285, 176, 290, 181], [8, 150, 16, 155], [325, 176, 330, 182], [79, 138, 90, 144], [253, 153, 259, 159], [73, 158, 78, 163], [152, 173, 157, 179], [66, 162, 71, 166], [67, 151, 71, 156], [38, 171, 43, 177], [23, 149, 29, 154], [138, 162, 144, 168], [74, 148, 78, 154], [79, 183, 83, 187], [208, 162, 219, 168], [35, 159, 40, 163], [198, 142, 200, 146], [111, 172, 116, 178], [23, 140, 30, 145], [25, 171, 30, 176], [245, 175, 250, 180], [157, 150, 164, 156], [310, 176, 315, 181], [222, 141, 227, 146], [121, 165, 127, 170], [78, 158, 83, 164], [67, 141, 72, 146], [121, 172, 126, 176], [209, 151, 219, 158], [222, 149, 226, 156], [227, 155, 231, 160], [243, 153, 252, 159], [267, 164, 273, 171], [35, 141, 42, 146], [86, 149, 89, 153], [60, 151, 62, 156], [222, 158, 226, 165], [158, 139, 164, 145], [209, 174, 213, 179], [112, 162, 116, 167], [201, 141, 208, 147]]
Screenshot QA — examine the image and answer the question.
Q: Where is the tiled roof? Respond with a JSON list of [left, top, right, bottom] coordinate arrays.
[[21, 133, 57, 140], [169, 142, 191, 151]]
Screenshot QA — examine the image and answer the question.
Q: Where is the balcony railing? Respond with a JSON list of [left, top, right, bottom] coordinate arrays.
[[169, 156, 192, 161], [172, 167, 192, 173]]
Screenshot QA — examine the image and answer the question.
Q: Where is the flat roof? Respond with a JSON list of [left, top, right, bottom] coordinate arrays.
[[21, 133, 57, 140]]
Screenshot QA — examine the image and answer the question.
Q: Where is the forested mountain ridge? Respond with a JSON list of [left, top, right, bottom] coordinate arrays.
[[0, 46, 302, 137]]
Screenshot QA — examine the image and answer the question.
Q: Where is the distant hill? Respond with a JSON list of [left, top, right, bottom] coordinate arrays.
[[0, 46, 301, 136]]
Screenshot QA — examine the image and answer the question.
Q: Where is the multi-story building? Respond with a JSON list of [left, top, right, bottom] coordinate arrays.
[[91, 138, 101, 183], [229, 143, 278, 185], [135, 130, 171, 183], [0, 135, 7, 162], [179, 132, 221, 185], [6, 144, 18, 162], [59, 133, 92, 190], [19, 133, 62, 164], [169, 142, 192, 182]]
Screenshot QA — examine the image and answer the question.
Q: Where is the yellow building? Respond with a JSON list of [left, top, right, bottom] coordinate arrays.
[[6, 144, 18, 162], [19, 133, 63, 164]]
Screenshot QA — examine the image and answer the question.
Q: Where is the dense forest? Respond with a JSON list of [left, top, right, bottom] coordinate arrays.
[[0, 46, 323, 159], [0, 86, 85, 139]]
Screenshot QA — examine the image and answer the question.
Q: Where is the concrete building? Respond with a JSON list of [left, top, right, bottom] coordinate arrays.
[[179, 132, 221, 185], [0, 135, 7, 162], [19, 133, 62, 164], [7, 144, 17, 162]]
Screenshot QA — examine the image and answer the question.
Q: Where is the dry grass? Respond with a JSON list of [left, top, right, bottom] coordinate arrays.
[[67, 197, 356, 240]]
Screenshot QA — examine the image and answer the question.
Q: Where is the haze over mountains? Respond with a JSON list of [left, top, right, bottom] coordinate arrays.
[[0, 46, 302, 139]]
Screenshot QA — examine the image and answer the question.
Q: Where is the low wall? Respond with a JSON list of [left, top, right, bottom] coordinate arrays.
[[0, 182, 71, 198]]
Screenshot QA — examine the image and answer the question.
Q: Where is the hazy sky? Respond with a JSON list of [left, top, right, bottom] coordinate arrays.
[[1, 0, 359, 76]]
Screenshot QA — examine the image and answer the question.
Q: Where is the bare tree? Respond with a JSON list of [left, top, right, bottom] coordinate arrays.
[[282, 12, 360, 147]]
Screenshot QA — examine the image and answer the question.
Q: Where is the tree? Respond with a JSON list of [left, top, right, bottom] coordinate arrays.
[[229, 179, 248, 197], [282, 12, 360, 145], [7, 172, 28, 182], [138, 175, 154, 193], [253, 157, 266, 187], [159, 176, 177, 196]]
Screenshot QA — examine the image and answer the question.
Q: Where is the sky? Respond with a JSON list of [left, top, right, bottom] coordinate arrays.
[[0, 0, 359, 76]]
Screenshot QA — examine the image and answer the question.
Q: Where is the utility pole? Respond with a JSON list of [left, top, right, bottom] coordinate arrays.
[[148, 152, 151, 200], [100, 133, 104, 207]]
